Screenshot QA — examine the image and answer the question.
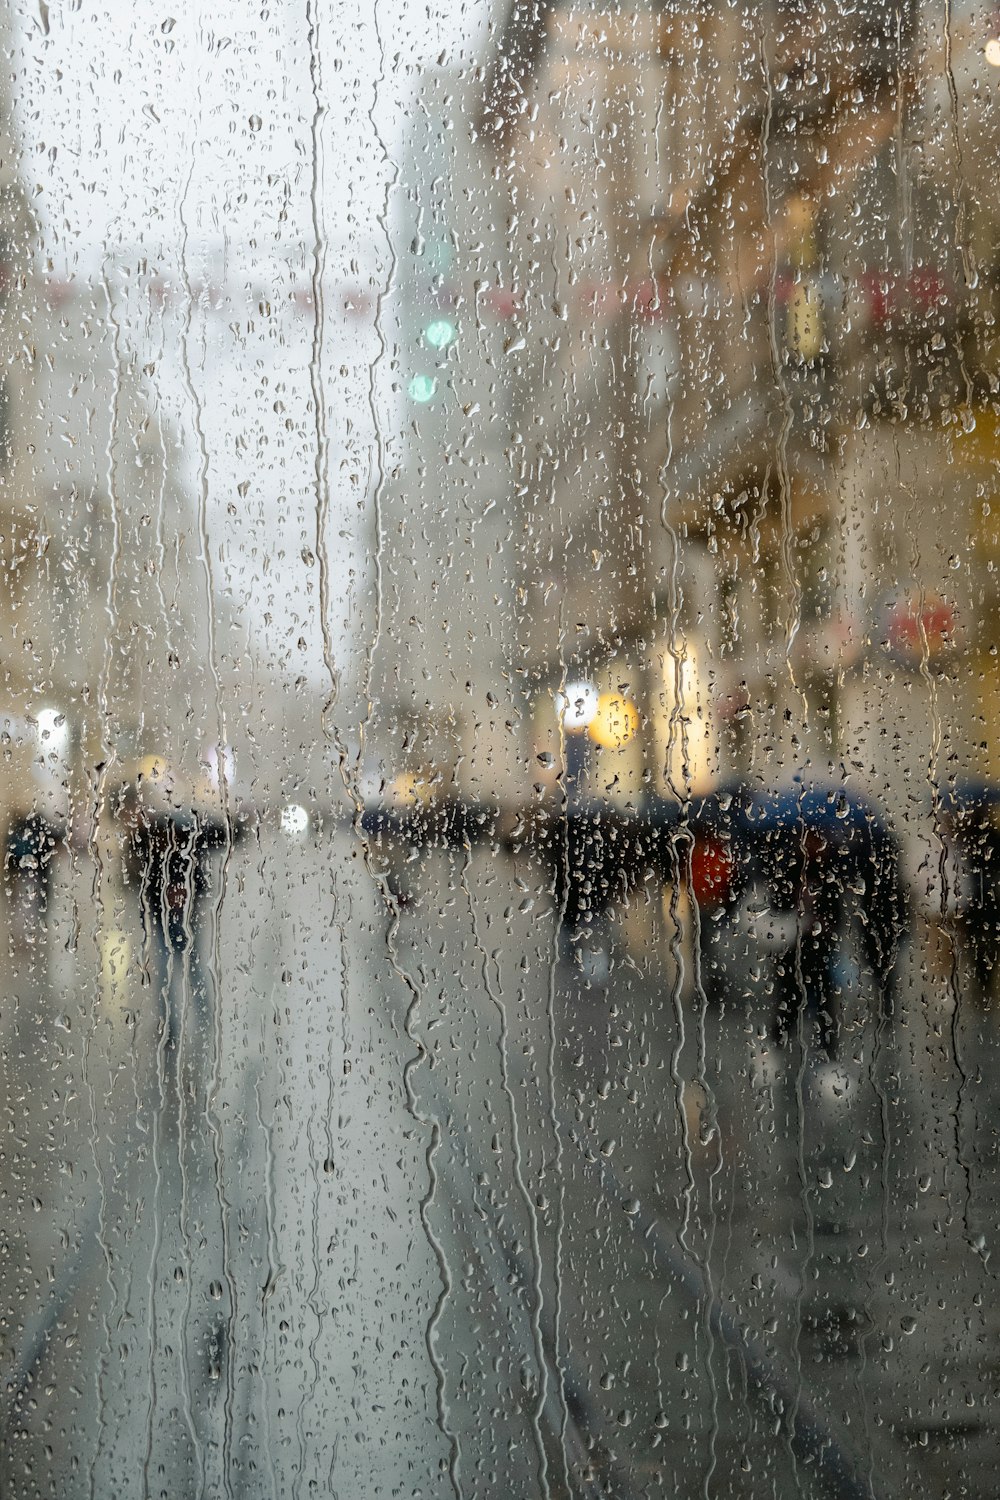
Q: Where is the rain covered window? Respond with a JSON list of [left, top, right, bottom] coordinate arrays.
[[3, 1, 1000, 1496]]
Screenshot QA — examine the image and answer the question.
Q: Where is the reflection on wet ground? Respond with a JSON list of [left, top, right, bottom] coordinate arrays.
[[2, 831, 998, 1497]]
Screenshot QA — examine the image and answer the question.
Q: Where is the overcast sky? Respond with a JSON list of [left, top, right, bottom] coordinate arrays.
[[6, 0, 493, 715], [11, 0, 490, 270]]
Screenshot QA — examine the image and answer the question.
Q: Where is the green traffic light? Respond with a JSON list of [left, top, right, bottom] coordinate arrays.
[[424, 318, 457, 350], [408, 374, 437, 404]]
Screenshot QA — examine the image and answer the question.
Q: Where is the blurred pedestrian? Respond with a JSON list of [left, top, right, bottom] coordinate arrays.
[[113, 756, 228, 1069], [908, 784, 1000, 1002], [4, 809, 62, 954], [958, 799, 1000, 1001], [739, 783, 904, 1059]]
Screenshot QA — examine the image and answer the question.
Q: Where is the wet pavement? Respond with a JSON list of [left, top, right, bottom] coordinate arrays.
[[1, 827, 999, 1497]]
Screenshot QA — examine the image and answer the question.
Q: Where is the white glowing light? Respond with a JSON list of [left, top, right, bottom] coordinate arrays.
[[555, 680, 599, 731], [280, 803, 310, 836], [986, 38, 1000, 66], [36, 707, 70, 755]]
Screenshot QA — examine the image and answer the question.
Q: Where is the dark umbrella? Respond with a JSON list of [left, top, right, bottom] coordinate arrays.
[[739, 782, 889, 842], [930, 778, 1000, 815]]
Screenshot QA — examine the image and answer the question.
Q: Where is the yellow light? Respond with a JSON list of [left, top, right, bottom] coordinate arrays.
[[588, 692, 639, 749], [986, 38, 1000, 66], [137, 753, 169, 784], [388, 772, 434, 808]]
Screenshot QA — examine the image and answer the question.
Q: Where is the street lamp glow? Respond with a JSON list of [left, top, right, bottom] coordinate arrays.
[[425, 318, 457, 349], [986, 38, 1000, 66], [280, 803, 310, 836], [408, 374, 437, 403], [36, 707, 69, 755], [555, 680, 598, 732], [588, 692, 639, 750]]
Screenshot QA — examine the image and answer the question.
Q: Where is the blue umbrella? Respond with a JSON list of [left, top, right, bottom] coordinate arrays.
[[740, 782, 890, 844]]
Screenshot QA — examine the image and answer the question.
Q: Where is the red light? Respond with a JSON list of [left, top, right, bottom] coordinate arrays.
[[690, 836, 733, 909]]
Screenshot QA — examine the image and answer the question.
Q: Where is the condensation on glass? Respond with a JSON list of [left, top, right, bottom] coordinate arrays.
[[0, 2, 998, 1496]]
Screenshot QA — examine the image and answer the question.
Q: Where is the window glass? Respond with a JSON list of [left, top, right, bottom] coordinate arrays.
[[3, 3, 1000, 1495]]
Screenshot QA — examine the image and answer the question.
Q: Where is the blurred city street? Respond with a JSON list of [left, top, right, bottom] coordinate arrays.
[[0, 0, 999, 1494]]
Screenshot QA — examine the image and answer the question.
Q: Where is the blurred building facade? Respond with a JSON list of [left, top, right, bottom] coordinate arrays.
[[0, 18, 231, 853], [378, 1, 1000, 832]]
